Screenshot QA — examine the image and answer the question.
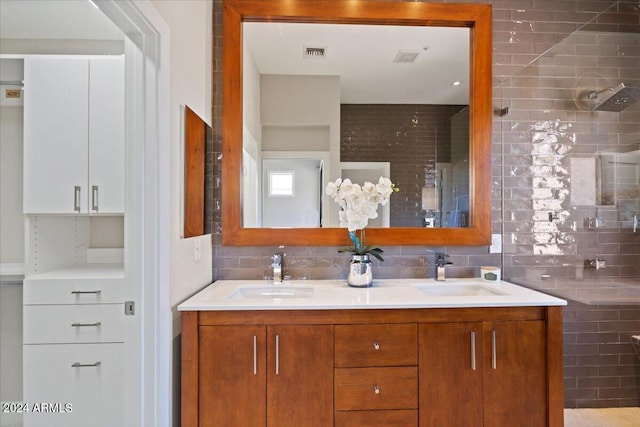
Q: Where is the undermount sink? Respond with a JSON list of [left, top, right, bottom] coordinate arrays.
[[230, 285, 314, 299], [414, 283, 507, 297]]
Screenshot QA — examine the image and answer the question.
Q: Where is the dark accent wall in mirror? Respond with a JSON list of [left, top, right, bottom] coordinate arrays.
[[222, 0, 492, 246]]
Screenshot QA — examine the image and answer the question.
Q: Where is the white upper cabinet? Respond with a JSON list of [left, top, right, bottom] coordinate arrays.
[[23, 56, 124, 214], [88, 57, 125, 214]]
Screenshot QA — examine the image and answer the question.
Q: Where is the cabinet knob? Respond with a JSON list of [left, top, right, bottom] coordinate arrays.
[[373, 385, 380, 394], [373, 342, 380, 350]]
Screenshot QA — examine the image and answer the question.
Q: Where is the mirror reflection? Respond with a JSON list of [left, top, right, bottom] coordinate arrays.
[[241, 22, 470, 228]]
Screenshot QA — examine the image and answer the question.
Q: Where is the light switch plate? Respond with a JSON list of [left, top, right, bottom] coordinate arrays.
[[489, 233, 502, 254]]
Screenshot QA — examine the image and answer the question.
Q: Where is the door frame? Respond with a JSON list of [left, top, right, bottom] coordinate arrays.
[[94, 1, 170, 426]]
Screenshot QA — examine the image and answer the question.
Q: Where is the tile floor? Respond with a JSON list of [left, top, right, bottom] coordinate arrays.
[[564, 408, 640, 427]]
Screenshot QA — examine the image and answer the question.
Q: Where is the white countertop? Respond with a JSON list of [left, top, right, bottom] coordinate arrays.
[[178, 278, 566, 311]]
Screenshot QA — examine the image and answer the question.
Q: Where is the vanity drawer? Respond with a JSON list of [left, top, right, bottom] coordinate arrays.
[[23, 343, 125, 427], [24, 304, 125, 344], [23, 277, 124, 305], [335, 409, 418, 426], [334, 324, 417, 367], [335, 367, 418, 411]]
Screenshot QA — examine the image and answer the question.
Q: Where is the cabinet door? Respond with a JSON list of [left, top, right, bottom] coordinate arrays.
[[419, 322, 483, 427], [88, 57, 124, 214], [199, 326, 267, 427], [267, 325, 333, 427], [483, 321, 546, 427], [23, 57, 89, 213]]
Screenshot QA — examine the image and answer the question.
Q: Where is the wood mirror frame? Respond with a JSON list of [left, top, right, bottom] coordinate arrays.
[[222, 0, 492, 246]]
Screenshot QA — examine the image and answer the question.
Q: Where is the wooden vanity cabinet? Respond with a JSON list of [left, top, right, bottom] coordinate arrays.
[[195, 322, 333, 427], [182, 307, 563, 427], [419, 320, 547, 427]]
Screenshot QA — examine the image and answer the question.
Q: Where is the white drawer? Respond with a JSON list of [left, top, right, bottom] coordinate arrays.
[[23, 343, 124, 427], [24, 304, 125, 344], [23, 277, 124, 305]]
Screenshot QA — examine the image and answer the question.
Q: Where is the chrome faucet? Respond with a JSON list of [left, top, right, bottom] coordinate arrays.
[[435, 253, 452, 281], [271, 253, 283, 284]]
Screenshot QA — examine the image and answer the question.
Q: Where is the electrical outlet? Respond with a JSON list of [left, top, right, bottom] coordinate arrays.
[[489, 233, 502, 254], [194, 239, 201, 262]]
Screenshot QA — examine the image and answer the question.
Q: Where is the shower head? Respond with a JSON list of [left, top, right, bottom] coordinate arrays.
[[589, 83, 640, 112]]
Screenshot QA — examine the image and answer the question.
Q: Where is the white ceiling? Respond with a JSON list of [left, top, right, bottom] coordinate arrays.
[[0, 0, 123, 41], [244, 22, 470, 105]]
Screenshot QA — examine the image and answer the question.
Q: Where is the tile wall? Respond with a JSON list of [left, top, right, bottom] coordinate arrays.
[[564, 302, 640, 407], [498, 0, 640, 406], [341, 104, 464, 227], [207, 0, 639, 407]]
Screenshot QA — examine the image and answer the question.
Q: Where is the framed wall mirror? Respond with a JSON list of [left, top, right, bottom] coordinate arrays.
[[222, 0, 492, 246]]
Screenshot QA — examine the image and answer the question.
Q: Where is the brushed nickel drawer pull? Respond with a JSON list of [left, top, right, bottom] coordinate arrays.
[[71, 361, 102, 368], [71, 290, 102, 295], [373, 385, 380, 394], [71, 322, 102, 327], [74, 186, 81, 212], [91, 185, 99, 212], [253, 335, 257, 375], [491, 330, 497, 370], [471, 331, 477, 371], [275, 334, 280, 375], [373, 342, 380, 350]]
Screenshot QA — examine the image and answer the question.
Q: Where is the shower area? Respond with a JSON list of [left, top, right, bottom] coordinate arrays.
[[499, 1, 640, 408]]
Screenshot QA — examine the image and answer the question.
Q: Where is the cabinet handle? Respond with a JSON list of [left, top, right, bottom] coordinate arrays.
[[92, 185, 99, 212], [71, 290, 102, 295], [74, 186, 81, 212], [275, 334, 280, 375], [373, 341, 380, 350], [71, 361, 101, 368], [71, 322, 102, 327], [470, 331, 476, 371], [253, 335, 257, 375], [373, 385, 380, 395], [491, 330, 497, 370]]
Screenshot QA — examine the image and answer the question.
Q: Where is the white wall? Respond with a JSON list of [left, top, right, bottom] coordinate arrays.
[[261, 74, 341, 225], [243, 34, 262, 147], [0, 106, 24, 265], [262, 158, 321, 227], [0, 282, 22, 426], [150, 0, 213, 309], [148, 2, 212, 425]]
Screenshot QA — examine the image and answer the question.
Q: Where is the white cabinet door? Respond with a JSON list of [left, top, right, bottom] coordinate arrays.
[[23, 57, 89, 214], [89, 57, 124, 214], [23, 343, 125, 427]]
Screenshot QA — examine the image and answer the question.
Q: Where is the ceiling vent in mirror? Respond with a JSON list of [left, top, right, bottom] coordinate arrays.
[[303, 46, 327, 59], [393, 50, 420, 63]]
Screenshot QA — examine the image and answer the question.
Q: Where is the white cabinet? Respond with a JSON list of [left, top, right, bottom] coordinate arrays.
[[23, 343, 125, 427], [23, 56, 124, 214], [23, 266, 125, 427]]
